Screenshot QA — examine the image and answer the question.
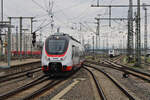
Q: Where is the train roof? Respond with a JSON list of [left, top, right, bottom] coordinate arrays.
[[49, 33, 81, 44]]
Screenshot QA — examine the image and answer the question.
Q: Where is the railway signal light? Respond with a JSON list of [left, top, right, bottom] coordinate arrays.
[[32, 40, 36, 47], [32, 32, 36, 47]]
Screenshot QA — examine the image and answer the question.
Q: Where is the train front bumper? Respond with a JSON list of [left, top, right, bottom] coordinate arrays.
[[42, 62, 72, 72]]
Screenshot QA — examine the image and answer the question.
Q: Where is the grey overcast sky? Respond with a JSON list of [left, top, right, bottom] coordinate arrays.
[[2, 0, 150, 48]]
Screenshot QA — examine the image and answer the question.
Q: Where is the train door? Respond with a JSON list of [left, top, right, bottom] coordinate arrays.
[[74, 47, 78, 63], [72, 45, 80, 65], [72, 45, 75, 65]]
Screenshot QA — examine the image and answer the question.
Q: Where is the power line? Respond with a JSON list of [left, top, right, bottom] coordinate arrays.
[[34, 20, 52, 32], [32, 0, 47, 11], [91, 4, 150, 7], [43, 0, 49, 10]]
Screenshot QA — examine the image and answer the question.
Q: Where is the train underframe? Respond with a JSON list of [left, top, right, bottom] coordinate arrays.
[[109, 54, 114, 58], [42, 62, 81, 76]]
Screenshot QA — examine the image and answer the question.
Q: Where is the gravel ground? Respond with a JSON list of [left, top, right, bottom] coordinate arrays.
[[0, 71, 44, 95], [39, 68, 96, 100], [89, 63, 150, 100]]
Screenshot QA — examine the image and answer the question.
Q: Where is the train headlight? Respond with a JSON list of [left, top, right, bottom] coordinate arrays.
[[48, 58, 50, 61], [60, 56, 66, 61], [45, 56, 50, 61], [60, 58, 64, 60]]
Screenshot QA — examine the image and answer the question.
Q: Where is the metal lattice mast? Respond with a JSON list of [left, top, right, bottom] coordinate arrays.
[[135, 0, 141, 66], [0, 21, 13, 68], [95, 17, 100, 49], [143, 3, 148, 63], [127, 10, 130, 59], [0, 0, 3, 57], [93, 36, 94, 54], [16, 26, 18, 56], [127, 0, 134, 62], [31, 18, 33, 56]]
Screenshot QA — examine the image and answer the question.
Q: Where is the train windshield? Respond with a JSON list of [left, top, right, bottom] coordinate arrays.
[[45, 39, 68, 55]]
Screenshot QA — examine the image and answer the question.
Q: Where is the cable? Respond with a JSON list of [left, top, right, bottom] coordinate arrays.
[[52, 0, 98, 27], [83, 22, 96, 33], [54, 0, 94, 14], [68, 0, 97, 20], [34, 18, 52, 32], [43, 0, 49, 10], [34, 13, 49, 19], [32, 0, 101, 32], [54, 16, 71, 29], [32, 0, 47, 11], [35, 22, 52, 32]]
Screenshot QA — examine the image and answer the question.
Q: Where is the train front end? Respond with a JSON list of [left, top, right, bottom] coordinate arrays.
[[41, 35, 72, 75]]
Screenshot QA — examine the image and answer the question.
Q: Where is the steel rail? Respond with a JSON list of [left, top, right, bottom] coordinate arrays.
[[105, 60, 150, 83], [0, 66, 40, 79], [85, 60, 150, 83], [83, 67, 107, 100], [0, 61, 41, 79], [115, 63, 150, 77], [1, 61, 40, 69], [22, 68, 81, 100], [0, 67, 81, 100], [0, 68, 41, 83], [22, 80, 63, 100], [0, 75, 47, 99], [84, 65, 135, 100]]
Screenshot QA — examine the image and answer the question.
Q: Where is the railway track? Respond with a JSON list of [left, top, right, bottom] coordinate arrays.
[[0, 75, 48, 99], [21, 68, 81, 100], [0, 61, 41, 76], [85, 59, 150, 83], [0, 68, 80, 100], [83, 67, 107, 100], [109, 55, 124, 63], [0, 67, 41, 83], [105, 60, 150, 83], [22, 80, 63, 100], [83, 65, 136, 100], [0, 75, 66, 100]]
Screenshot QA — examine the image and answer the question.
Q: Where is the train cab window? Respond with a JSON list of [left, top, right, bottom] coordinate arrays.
[[45, 39, 68, 55]]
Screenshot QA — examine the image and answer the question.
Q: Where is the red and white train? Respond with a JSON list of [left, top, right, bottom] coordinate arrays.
[[41, 33, 85, 75]]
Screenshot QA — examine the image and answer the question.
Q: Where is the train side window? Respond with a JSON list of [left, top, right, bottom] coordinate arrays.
[[80, 51, 82, 56], [75, 47, 77, 57], [72, 45, 75, 58], [76, 47, 79, 57]]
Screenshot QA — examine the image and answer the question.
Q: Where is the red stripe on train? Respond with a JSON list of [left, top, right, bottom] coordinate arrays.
[[44, 46, 68, 57]]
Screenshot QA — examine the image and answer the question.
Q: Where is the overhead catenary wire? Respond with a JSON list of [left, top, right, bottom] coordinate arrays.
[[31, 0, 106, 34], [31, 0, 55, 33], [43, 0, 49, 10], [32, 0, 47, 12], [34, 20, 53, 32]]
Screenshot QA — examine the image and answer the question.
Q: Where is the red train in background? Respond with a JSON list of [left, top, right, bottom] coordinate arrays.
[[11, 51, 41, 56]]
